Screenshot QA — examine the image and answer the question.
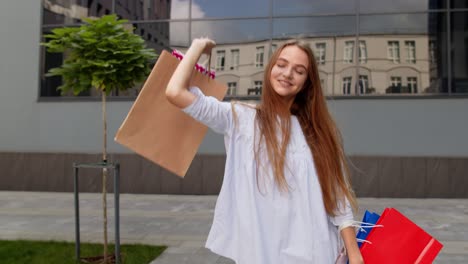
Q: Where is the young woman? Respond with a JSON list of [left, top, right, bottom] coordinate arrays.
[[166, 38, 363, 264]]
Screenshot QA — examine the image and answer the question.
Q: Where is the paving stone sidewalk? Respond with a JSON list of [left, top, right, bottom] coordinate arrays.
[[0, 191, 466, 263]]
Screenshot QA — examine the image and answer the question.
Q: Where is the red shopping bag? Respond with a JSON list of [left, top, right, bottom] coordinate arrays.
[[360, 208, 443, 264]]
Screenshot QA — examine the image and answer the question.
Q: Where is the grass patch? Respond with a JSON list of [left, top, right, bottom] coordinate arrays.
[[0, 240, 166, 264]]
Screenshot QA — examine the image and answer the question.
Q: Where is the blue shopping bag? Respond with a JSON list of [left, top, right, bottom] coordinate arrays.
[[356, 210, 380, 248], [336, 210, 382, 264]]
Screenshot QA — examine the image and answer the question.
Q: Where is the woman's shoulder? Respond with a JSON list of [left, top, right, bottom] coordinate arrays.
[[228, 101, 257, 120], [230, 101, 257, 112], [228, 101, 257, 134]]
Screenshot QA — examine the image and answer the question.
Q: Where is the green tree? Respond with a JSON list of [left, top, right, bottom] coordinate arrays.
[[42, 14, 156, 263]]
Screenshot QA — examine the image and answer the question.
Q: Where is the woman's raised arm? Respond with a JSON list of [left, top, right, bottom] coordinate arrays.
[[165, 38, 216, 109]]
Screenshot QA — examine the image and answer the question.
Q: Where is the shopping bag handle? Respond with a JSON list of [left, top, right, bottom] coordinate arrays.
[[171, 49, 215, 79], [207, 54, 211, 77]]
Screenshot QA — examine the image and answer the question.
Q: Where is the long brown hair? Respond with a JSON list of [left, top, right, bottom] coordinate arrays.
[[254, 40, 357, 216]]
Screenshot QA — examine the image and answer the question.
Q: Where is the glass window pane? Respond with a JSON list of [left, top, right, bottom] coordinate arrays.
[[274, 0, 356, 16], [191, 0, 269, 18], [342, 77, 352, 95], [40, 22, 187, 98], [231, 49, 240, 70], [40, 28, 67, 97], [255, 47, 265, 68], [227, 82, 238, 96], [273, 16, 356, 96], [431, 0, 447, 9], [451, 11, 468, 93], [43, 1, 189, 25], [359, 13, 448, 95], [192, 19, 269, 44], [207, 40, 268, 98], [134, 22, 190, 50], [40, 27, 82, 97], [359, 40, 367, 63], [359, 0, 443, 13], [115, 0, 187, 20], [189, 20, 269, 98], [216, 50, 226, 71], [273, 16, 355, 40], [451, 0, 468, 9]]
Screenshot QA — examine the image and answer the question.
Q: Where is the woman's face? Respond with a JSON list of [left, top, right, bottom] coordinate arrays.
[[270, 45, 309, 102]]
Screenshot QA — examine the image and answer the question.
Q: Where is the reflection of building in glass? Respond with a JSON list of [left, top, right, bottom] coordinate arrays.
[[40, 0, 467, 97], [42, 0, 170, 52], [42, 0, 88, 24], [181, 34, 432, 97], [42, 0, 170, 96], [343, 35, 430, 95]]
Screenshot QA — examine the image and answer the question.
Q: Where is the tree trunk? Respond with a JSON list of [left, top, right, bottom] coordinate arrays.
[[102, 90, 108, 263]]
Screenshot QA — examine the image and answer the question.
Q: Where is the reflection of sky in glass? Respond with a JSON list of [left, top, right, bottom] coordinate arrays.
[[273, 0, 356, 16], [273, 16, 355, 38], [167, 0, 434, 45], [167, 22, 190, 46], [452, 1, 468, 8], [360, 14, 428, 35], [191, 0, 269, 18], [359, 0, 432, 13], [170, 0, 190, 19], [191, 19, 270, 44]]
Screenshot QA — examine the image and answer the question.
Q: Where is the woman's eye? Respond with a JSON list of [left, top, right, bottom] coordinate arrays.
[[277, 64, 285, 68], [296, 70, 305, 75]]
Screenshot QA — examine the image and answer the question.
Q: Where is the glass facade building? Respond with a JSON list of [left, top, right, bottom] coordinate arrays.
[[2, 0, 467, 198], [41, 0, 468, 99]]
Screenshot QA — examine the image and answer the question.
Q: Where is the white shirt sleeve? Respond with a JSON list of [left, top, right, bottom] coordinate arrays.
[[329, 197, 355, 231], [182, 86, 233, 135]]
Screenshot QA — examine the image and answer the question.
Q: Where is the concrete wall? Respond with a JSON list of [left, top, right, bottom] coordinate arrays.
[[2, 152, 467, 198]]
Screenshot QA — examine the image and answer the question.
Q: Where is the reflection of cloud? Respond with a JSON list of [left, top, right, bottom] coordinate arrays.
[[169, 0, 268, 46], [170, 0, 205, 19], [169, 0, 429, 47], [273, 16, 356, 38], [192, 21, 269, 44], [360, 0, 427, 12], [170, 0, 206, 46], [274, 0, 354, 15], [169, 24, 188, 47], [360, 14, 428, 35]]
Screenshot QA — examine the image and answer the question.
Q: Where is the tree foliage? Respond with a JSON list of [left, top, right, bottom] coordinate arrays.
[[42, 14, 156, 95]]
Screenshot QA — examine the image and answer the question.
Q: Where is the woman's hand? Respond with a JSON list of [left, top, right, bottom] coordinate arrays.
[[191, 37, 216, 55], [166, 37, 216, 108]]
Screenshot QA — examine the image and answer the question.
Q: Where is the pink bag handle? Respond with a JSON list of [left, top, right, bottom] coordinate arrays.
[[171, 49, 216, 79]]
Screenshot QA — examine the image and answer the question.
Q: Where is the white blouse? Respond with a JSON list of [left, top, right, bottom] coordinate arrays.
[[182, 87, 354, 264]]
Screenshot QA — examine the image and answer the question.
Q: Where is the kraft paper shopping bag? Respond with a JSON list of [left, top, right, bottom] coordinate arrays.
[[115, 50, 227, 177]]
